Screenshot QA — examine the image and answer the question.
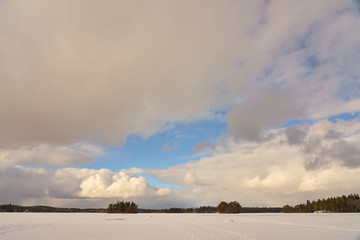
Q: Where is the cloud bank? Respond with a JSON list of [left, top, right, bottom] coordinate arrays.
[[148, 120, 360, 207]]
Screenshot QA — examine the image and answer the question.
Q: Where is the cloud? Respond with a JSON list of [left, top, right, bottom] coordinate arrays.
[[0, 165, 190, 208], [0, 0, 261, 148], [294, 120, 360, 170], [192, 141, 216, 153], [2, 119, 359, 208], [156, 188, 172, 196], [0, 166, 51, 203], [79, 169, 148, 199], [226, 1, 360, 140], [0, 143, 103, 168], [148, 119, 360, 206], [285, 125, 308, 145], [0, 166, 154, 204], [227, 85, 307, 140], [162, 144, 177, 153], [1, 0, 357, 148]]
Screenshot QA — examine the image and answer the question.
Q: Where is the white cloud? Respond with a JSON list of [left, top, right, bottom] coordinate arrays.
[[156, 188, 172, 196], [79, 169, 148, 199]]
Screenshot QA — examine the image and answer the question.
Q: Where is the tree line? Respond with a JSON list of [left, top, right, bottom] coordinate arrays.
[[142, 202, 242, 214], [283, 193, 360, 213], [2, 193, 359, 213], [0, 204, 105, 213]]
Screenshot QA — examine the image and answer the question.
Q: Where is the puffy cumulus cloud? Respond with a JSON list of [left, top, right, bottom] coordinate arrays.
[[51, 168, 155, 199], [285, 120, 360, 170], [0, 166, 159, 205], [79, 169, 148, 199], [148, 119, 360, 206], [0, 143, 103, 168]]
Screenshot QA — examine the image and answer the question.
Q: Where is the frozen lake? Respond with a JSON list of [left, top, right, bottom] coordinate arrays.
[[0, 213, 359, 240]]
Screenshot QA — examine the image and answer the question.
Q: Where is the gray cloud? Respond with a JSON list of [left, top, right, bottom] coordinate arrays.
[[0, 144, 103, 167], [227, 85, 307, 141], [289, 121, 360, 170], [192, 141, 216, 153], [324, 129, 343, 139], [285, 125, 308, 145], [1, 0, 357, 148], [226, 0, 360, 141], [327, 141, 360, 168], [0, 0, 261, 148], [0, 166, 51, 203]]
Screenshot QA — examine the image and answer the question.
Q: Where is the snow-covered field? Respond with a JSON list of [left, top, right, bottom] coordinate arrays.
[[0, 213, 359, 240]]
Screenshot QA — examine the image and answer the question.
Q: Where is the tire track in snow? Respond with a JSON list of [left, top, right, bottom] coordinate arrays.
[[0, 222, 50, 235], [192, 222, 256, 240], [172, 216, 255, 240]]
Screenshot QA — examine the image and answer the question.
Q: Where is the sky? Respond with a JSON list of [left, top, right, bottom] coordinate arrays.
[[1, 0, 360, 209]]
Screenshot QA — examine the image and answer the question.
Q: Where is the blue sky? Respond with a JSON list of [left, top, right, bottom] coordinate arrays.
[[84, 117, 226, 170], [1, 0, 360, 209]]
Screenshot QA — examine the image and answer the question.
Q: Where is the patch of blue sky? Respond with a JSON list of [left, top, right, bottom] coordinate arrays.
[[140, 174, 184, 190], [338, 78, 360, 101], [82, 116, 227, 171], [306, 55, 321, 68], [281, 118, 316, 128], [263, 118, 314, 132], [328, 112, 360, 123], [278, 112, 360, 130]]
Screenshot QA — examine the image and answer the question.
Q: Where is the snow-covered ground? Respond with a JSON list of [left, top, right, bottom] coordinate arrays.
[[0, 213, 359, 240]]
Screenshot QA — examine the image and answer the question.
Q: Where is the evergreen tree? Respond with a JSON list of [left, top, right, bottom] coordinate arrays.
[[217, 201, 241, 213]]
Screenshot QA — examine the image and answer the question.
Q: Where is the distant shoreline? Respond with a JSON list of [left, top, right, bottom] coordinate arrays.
[[0, 204, 282, 214]]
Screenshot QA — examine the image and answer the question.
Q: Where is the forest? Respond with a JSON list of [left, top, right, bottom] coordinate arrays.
[[283, 193, 360, 213]]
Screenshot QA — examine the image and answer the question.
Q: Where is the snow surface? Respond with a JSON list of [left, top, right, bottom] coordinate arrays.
[[0, 213, 359, 240]]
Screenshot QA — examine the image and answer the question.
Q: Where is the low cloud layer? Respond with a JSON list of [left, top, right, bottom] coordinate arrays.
[[0, 166, 171, 206], [1, 120, 359, 208], [148, 120, 360, 207]]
